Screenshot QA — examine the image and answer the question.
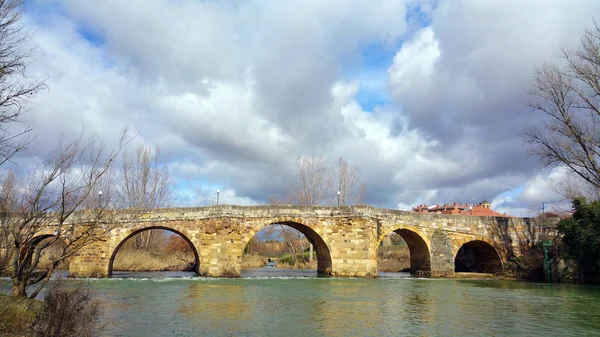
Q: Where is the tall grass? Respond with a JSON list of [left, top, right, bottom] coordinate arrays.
[[276, 252, 317, 269], [113, 250, 195, 271], [0, 295, 40, 337], [241, 254, 268, 268], [275, 260, 317, 270]]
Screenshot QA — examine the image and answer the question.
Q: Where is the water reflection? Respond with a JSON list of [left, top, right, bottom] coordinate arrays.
[[241, 268, 317, 278]]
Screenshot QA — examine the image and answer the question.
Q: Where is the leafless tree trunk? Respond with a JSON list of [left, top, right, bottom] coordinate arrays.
[[0, 171, 17, 276], [0, 0, 45, 166], [1, 130, 129, 298], [117, 144, 172, 251], [524, 22, 600, 194]]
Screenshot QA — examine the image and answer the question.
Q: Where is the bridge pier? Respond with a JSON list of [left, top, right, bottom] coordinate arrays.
[[69, 241, 112, 278], [326, 218, 380, 277], [429, 230, 456, 277]]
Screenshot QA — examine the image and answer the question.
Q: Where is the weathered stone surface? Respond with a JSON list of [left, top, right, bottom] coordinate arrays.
[[57, 205, 539, 278]]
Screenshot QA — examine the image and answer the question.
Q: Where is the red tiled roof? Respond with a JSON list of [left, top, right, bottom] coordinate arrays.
[[412, 201, 511, 217]]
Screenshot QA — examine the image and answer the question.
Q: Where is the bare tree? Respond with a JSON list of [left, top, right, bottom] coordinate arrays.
[[283, 155, 365, 262], [263, 224, 309, 265], [0, 130, 129, 298], [0, 0, 45, 166], [291, 155, 331, 206], [524, 22, 600, 194], [553, 169, 600, 201], [117, 143, 172, 251], [334, 156, 365, 205], [290, 155, 365, 206]]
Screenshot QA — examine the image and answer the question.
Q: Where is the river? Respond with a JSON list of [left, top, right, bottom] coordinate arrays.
[[2, 269, 600, 336]]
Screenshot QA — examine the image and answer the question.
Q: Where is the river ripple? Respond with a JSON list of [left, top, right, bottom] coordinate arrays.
[[2, 270, 599, 337]]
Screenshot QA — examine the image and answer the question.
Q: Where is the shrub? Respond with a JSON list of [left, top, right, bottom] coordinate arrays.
[[558, 198, 600, 283], [508, 247, 545, 281], [241, 253, 268, 268], [164, 235, 193, 254], [32, 280, 101, 337]]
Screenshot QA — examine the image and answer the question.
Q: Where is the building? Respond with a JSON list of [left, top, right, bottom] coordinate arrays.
[[412, 200, 511, 217]]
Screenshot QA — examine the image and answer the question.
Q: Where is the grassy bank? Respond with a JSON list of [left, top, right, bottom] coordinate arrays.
[[110, 246, 410, 273], [242, 252, 318, 269], [277, 252, 318, 269], [276, 260, 318, 269], [112, 250, 195, 271], [0, 294, 41, 337], [378, 246, 410, 272], [241, 254, 269, 268]]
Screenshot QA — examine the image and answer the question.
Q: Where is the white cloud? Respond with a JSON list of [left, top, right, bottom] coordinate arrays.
[[10, 0, 599, 212], [389, 26, 440, 102]]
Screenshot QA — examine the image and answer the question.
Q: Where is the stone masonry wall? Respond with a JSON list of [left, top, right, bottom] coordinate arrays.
[[65, 205, 536, 278]]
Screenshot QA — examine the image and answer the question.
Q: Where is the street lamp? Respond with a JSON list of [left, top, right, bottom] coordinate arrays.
[[216, 189, 220, 205], [98, 190, 103, 208], [337, 190, 341, 206]]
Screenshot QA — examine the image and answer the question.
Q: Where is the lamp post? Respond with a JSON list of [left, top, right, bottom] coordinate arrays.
[[216, 189, 220, 205], [98, 190, 103, 208], [337, 190, 341, 206]]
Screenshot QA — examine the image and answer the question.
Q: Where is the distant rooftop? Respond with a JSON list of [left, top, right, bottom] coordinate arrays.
[[412, 200, 510, 217]]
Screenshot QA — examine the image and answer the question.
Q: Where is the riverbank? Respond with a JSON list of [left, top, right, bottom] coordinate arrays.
[[110, 248, 411, 272], [0, 294, 40, 337], [378, 246, 410, 272], [112, 250, 195, 271]]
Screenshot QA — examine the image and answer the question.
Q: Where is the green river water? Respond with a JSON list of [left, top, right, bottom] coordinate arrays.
[[2, 269, 600, 336]]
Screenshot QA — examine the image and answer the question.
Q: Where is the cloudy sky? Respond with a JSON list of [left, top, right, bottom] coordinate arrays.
[[10, 0, 600, 215]]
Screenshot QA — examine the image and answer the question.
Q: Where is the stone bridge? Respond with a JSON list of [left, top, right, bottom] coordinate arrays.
[[61, 205, 538, 278]]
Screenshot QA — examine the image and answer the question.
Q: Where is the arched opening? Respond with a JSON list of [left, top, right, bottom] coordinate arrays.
[[378, 229, 431, 276], [242, 222, 332, 277], [21, 235, 69, 274], [454, 240, 502, 274], [36, 236, 69, 271], [108, 227, 199, 277]]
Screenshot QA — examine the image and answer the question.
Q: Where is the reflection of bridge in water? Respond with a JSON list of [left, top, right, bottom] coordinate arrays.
[[53, 205, 537, 278]]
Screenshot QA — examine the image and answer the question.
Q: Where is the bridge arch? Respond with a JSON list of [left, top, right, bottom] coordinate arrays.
[[107, 226, 200, 276], [242, 220, 333, 275], [454, 239, 503, 274], [378, 226, 431, 275], [22, 234, 69, 269]]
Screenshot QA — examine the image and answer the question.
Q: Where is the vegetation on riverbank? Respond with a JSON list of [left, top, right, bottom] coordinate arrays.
[[556, 198, 600, 283], [241, 254, 269, 268], [0, 294, 40, 337], [276, 252, 318, 269], [0, 281, 101, 337], [378, 245, 410, 272], [113, 249, 195, 271]]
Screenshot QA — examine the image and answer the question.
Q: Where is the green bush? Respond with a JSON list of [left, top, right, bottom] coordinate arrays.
[[558, 198, 600, 283]]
